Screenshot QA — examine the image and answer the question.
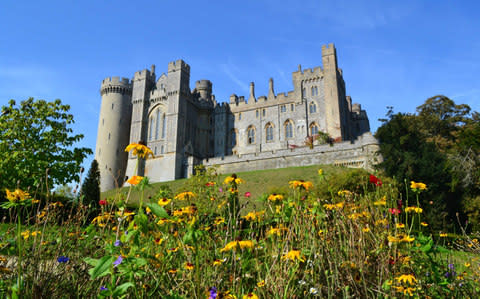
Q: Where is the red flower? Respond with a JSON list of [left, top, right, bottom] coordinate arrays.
[[244, 192, 251, 198], [205, 182, 216, 187], [369, 174, 382, 187], [99, 199, 107, 206], [389, 208, 401, 215]]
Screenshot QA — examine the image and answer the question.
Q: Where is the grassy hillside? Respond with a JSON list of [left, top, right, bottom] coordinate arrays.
[[102, 164, 352, 204]]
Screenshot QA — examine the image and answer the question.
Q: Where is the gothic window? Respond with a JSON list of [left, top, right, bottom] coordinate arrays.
[[262, 109, 266, 117], [280, 105, 286, 113], [311, 87, 315, 96], [284, 120, 294, 139], [155, 110, 160, 140], [247, 126, 255, 144], [315, 86, 318, 95], [149, 117, 154, 141], [291, 103, 294, 111], [161, 114, 166, 138], [265, 123, 274, 142], [309, 102, 317, 114], [310, 123, 319, 136]]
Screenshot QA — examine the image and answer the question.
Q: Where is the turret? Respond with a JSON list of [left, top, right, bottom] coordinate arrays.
[[195, 80, 212, 100], [96, 77, 133, 191]]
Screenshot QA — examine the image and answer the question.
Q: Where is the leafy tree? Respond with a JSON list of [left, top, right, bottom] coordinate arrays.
[[80, 159, 101, 222], [0, 98, 92, 192]]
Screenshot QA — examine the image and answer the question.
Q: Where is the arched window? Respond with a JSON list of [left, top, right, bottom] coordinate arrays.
[[161, 114, 166, 138], [311, 86, 315, 96], [309, 102, 317, 114], [247, 126, 255, 144], [314, 86, 318, 95], [149, 117, 154, 141], [265, 123, 274, 142], [284, 120, 294, 139], [155, 109, 160, 140], [310, 123, 319, 136]]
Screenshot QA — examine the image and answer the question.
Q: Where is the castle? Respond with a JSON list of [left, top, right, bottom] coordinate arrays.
[[95, 44, 380, 191]]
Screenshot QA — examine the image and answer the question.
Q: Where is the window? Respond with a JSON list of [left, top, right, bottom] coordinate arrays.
[[108, 133, 111, 140], [256, 110, 259, 118], [154, 146, 157, 155], [266, 123, 274, 141], [310, 123, 319, 136], [302, 88, 306, 98], [161, 145, 164, 154], [161, 114, 166, 138], [262, 109, 266, 117], [314, 86, 318, 95], [285, 120, 293, 139], [155, 110, 160, 139], [247, 126, 255, 144], [148, 117, 154, 141], [311, 87, 315, 96], [280, 105, 286, 113], [290, 104, 294, 111], [238, 113, 242, 120], [309, 102, 317, 114], [111, 103, 114, 110]]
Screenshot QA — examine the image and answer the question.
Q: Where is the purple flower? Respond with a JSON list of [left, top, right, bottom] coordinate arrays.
[[100, 286, 108, 291], [448, 263, 455, 270], [114, 240, 122, 247], [113, 255, 123, 267], [208, 286, 218, 299], [57, 256, 69, 263], [218, 188, 223, 193]]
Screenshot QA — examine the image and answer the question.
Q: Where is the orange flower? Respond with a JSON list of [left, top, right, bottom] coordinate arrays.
[[127, 175, 143, 185]]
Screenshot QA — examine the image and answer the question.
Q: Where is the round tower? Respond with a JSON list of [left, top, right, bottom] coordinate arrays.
[[95, 77, 133, 191]]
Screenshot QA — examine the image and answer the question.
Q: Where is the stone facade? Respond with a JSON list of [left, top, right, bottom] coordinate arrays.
[[95, 44, 379, 191]]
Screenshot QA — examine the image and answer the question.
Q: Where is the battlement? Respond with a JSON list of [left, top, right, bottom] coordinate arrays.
[[168, 59, 190, 73], [195, 79, 212, 90], [100, 76, 132, 96], [321, 43, 336, 56], [133, 69, 155, 80]]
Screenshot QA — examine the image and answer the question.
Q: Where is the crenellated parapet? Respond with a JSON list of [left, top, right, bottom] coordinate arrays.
[[100, 77, 132, 96], [168, 59, 190, 74]]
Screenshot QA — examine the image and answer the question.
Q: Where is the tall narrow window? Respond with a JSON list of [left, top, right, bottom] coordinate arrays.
[[309, 102, 317, 114], [311, 87, 315, 96], [310, 123, 319, 136], [285, 120, 293, 139], [262, 109, 266, 117], [149, 117, 154, 141], [291, 103, 294, 111], [247, 126, 255, 144], [280, 105, 286, 113], [161, 145, 164, 154], [256, 110, 259, 118], [266, 123, 274, 141], [155, 109, 160, 140], [161, 114, 166, 138], [239, 113, 242, 120]]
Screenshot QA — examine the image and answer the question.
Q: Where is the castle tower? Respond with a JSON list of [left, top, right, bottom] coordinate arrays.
[[124, 67, 156, 178], [322, 43, 344, 140], [95, 77, 132, 191]]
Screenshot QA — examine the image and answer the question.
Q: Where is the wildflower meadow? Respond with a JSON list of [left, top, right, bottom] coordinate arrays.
[[0, 142, 479, 298]]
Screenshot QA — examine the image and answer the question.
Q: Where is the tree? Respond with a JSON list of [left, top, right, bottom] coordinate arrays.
[[80, 159, 101, 222], [0, 98, 92, 192]]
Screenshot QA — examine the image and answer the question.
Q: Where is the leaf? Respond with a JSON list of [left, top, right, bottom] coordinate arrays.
[[146, 202, 169, 218], [88, 255, 115, 280], [112, 282, 134, 297]]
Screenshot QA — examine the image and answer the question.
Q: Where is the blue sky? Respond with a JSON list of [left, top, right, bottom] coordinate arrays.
[[1, 0, 479, 172]]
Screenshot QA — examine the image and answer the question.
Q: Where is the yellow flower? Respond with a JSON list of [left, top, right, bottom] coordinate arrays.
[[281, 250, 305, 262], [405, 206, 423, 213], [410, 181, 427, 191], [465, 262, 471, 268], [267, 225, 288, 236], [243, 293, 259, 299], [224, 175, 244, 185], [394, 286, 415, 296], [168, 268, 177, 274], [214, 217, 225, 225], [338, 190, 352, 197], [257, 280, 265, 287], [289, 180, 313, 191], [375, 218, 388, 226], [5, 189, 30, 203], [157, 197, 171, 206], [362, 227, 370, 232], [267, 194, 284, 201], [396, 223, 405, 229], [440, 232, 448, 237], [127, 175, 143, 185], [184, 262, 194, 270], [242, 211, 265, 221], [395, 274, 417, 285], [220, 240, 254, 252], [401, 235, 415, 242], [374, 196, 387, 206], [388, 235, 400, 243], [125, 143, 154, 159], [318, 169, 323, 176], [213, 259, 224, 266], [421, 222, 428, 227], [174, 191, 195, 201]]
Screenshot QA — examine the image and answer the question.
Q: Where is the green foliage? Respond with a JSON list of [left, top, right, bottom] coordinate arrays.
[[80, 159, 101, 222], [375, 96, 480, 231], [0, 98, 92, 191]]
